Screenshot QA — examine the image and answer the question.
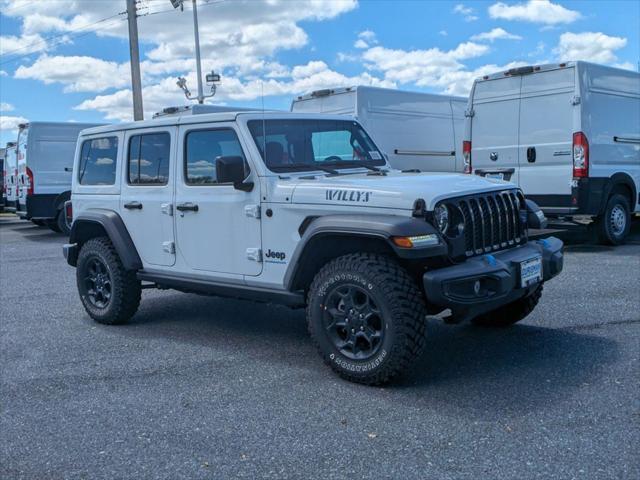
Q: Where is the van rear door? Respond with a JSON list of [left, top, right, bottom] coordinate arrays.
[[517, 67, 575, 208], [470, 75, 521, 184]]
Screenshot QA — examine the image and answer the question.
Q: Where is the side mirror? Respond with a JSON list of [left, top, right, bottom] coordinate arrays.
[[215, 156, 253, 192]]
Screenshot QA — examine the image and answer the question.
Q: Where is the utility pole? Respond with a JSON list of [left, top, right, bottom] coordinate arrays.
[[126, 0, 144, 120], [191, 0, 204, 104]]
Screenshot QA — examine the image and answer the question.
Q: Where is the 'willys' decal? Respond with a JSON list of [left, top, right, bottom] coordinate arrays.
[[325, 189, 372, 203]]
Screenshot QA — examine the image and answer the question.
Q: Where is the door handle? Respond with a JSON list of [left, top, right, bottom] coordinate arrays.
[[527, 146, 536, 163], [124, 201, 143, 210], [176, 202, 199, 212]]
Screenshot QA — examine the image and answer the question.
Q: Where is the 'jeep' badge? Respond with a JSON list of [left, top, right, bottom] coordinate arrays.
[[325, 189, 372, 203]]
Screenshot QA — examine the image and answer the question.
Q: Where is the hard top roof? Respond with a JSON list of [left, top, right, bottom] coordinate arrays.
[[79, 111, 363, 136]]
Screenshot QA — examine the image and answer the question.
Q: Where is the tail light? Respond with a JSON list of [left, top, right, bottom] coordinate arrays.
[[65, 200, 73, 227], [463, 141, 472, 174], [26, 166, 34, 195], [572, 132, 589, 178]]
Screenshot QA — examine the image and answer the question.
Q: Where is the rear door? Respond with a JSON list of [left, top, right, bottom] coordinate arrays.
[[471, 76, 522, 184], [518, 67, 575, 205], [120, 127, 176, 267]]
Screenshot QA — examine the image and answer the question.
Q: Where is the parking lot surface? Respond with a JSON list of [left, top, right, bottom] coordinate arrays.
[[1, 215, 639, 479]]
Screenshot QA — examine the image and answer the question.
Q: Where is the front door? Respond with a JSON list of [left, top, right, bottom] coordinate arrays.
[[175, 123, 262, 276], [120, 128, 176, 266]]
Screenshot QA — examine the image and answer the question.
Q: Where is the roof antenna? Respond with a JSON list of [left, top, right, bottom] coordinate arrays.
[[261, 81, 267, 166]]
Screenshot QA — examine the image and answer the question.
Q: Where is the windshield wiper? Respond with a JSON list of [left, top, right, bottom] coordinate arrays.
[[329, 162, 382, 172], [270, 163, 339, 175]]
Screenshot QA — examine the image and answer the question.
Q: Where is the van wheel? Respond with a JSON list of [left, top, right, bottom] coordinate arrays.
[[76, 237, 141, 325], [472, 284, 543, 327], [56, 209, 71, 236], [595, 194, 630, 245], [47, 219, 62, 233], [307, 253, 427, 385]]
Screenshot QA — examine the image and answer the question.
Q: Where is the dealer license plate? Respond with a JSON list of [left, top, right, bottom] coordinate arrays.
[[520, 256, 542, 288], [484, 173, 504, 180]]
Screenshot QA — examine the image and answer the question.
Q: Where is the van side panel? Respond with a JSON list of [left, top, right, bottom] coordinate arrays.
[[359, 90, 458, 172], [470, 76, 521, 184], [582, 64, 640, 212], [518, 67, 575, 205], [450, 100, 466, 172]]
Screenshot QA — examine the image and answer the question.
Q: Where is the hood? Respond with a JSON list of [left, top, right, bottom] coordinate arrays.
[[290, 170, 516, 210]]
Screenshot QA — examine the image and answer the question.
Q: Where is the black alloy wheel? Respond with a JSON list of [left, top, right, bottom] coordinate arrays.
[[82, 257, 112, 309], [323, 284, 385, 361]]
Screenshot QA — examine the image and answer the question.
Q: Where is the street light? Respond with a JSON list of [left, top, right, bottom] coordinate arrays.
[[169, 0, 220, 104]]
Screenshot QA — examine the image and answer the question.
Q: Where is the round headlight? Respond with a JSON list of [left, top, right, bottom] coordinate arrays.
[[434, 204, 449, 233]]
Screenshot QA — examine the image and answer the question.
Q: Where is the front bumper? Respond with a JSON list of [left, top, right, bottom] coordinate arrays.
[[63, 242, 79, 267], [423, 237, 563, 320]]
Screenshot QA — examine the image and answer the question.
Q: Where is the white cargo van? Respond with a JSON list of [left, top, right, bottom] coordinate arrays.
[[464, 62, 640, 244], [16, 122, 103, 233], [291, 86, 466, 172], [4, 142, 18, 213], [0, 147, 5, 211]]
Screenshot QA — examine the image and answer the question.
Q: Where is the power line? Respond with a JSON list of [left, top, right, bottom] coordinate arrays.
[[137, 0, 229, 19], [0, 16, 127, 66], [1, 11, 126, 58]]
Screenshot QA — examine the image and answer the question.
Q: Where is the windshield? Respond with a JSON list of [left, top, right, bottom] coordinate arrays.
[[247, 119, 385, 173]]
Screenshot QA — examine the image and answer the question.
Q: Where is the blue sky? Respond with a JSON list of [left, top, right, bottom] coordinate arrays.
[[1, 0, 639, 145]]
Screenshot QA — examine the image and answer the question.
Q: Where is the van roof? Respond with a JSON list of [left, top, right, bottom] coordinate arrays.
[[293, 85, 466, 102], [475, 61, 639, 82], [79, 111, 360, 136]]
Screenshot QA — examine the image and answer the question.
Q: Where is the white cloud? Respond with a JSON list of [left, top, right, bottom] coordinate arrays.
[[0, 115, 28, 134], [0, 70, 7, 77], [0, 33, 51, 57], [354, 30, 377, 49], [471, 28, 522, 42], [2, 0, 358, 78], [75, 62, 393, 122], [613, 62, 635, 71], [489, 0, 581, 25], [439, 30, 448, 37], [555, 32, 627, 64], [453, 4, 478, 22], [362, 41, 492, 95], [0, 102, 15, 112], [14, 55, 131, 92]]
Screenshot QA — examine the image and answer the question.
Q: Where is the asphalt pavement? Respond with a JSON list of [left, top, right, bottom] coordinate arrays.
[[1, 215, 639, 479]]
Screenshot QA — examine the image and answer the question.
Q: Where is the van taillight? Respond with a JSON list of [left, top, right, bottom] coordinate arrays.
[[26, 166, 34, 195], [463, 141, 472, 174], [572, 132, 589, 178]]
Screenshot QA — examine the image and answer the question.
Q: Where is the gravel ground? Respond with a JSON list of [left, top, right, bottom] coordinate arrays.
[[1, 215, 639, 479]]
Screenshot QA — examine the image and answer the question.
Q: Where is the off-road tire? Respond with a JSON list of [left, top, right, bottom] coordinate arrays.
[[595, 194, 631, 245], [472, 284, 543, 328], [307, 253, 427, 385], [76, 237, 141, 325], [56, 209, 71, 236]]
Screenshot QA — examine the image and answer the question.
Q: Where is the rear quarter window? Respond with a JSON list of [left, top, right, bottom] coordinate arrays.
[[78, 136, 118, 185]]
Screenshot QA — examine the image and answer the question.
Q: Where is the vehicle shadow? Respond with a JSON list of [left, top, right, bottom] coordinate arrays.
[[114, 292, 619, 420]]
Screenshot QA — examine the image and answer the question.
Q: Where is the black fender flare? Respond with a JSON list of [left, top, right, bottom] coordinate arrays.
[[52, 190, 71, 214], [601, 173, 637, 212], [283, 214, 446, 291], [69, 209, 142, 270]]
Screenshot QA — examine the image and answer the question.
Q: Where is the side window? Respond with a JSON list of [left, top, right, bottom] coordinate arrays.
[[185, 128, 248, 185], [128, 132, 171, 185], [78, 136, 118, 186]]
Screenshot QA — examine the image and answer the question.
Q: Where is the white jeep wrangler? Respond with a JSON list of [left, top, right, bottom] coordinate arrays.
[[63, 112, 563, 384]]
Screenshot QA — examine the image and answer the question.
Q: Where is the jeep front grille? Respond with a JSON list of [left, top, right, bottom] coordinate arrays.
[[445, 191, 525, 257]]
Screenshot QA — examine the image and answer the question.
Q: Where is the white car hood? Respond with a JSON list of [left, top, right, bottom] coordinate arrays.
[[290, 171, 516, 210]]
